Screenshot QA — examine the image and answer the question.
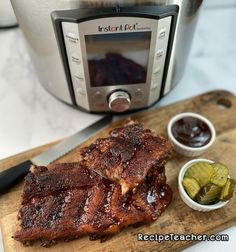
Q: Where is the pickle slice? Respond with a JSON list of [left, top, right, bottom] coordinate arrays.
[[184, 162, 214, 188], [182, 177, 201, 199], [196, 183, 222, 205], [220, 178, 236, 201], [210, 163, 229, 187]]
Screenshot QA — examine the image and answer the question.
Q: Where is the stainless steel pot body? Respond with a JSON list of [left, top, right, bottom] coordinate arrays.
[[0, 0, 17, 28], [10, 0, 203, 108]]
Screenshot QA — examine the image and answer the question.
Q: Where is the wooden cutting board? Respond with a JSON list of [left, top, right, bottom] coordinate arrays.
[[1, 90, 236, 252]]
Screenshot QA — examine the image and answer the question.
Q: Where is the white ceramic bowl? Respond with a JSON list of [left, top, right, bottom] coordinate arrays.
[[178, 159, 229, 212], [167, 112, 216, 157]]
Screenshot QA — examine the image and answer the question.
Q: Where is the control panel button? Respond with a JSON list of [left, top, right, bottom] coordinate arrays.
[[151, 82, 159, 89], [108, 91, 131, 113], [65, 33, 79, 44], [134, 89, 143, 99], [72, 56, 81, 64], [156, 49, 164, 58], [93, 91, 103, 100], [74, 73, 84, 81], [76, 87, 85, 97], [153, 67, 161, 75], [159, 27, 167, 39]]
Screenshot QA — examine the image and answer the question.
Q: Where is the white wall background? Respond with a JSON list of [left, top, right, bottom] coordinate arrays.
[[204, 0, 236, 8]]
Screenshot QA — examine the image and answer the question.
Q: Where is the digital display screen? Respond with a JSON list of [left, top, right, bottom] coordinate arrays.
[[85, 32, 151, 87]]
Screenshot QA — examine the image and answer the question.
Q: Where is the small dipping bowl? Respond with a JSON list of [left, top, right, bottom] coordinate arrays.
[[167, 112, 216, 157], [178, 159, 229, 212]]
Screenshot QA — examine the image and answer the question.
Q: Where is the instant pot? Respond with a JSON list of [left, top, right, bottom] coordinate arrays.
[[11, 0, 203, 113]]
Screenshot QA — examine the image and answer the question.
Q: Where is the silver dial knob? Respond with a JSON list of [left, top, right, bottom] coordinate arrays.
[[108, 91, 131, 113]]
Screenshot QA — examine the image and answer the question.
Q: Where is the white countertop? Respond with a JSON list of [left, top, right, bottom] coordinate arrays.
[[0, 1, 236, 251]]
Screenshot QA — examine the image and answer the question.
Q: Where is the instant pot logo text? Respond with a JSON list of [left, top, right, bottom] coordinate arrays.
[[98, 23, 150, 32]]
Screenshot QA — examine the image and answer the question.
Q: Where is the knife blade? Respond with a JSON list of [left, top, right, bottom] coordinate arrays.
[[0, 115, 112, 195]]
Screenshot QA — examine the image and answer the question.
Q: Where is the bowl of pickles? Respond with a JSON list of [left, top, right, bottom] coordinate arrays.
[[178, 159, 235, 211]]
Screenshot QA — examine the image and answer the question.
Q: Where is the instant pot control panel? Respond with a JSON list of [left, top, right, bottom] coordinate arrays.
[[52, 5, 178, 113]]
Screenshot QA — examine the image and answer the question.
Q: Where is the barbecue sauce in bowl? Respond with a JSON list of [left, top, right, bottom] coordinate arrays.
[[171, 116, 212, 148]]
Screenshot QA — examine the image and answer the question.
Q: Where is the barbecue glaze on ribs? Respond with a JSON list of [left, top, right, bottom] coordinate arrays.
[[81, 121, 172, 194], [13, 121, 173, 246]]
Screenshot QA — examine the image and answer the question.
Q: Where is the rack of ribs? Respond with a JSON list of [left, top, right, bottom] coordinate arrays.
[[13, 120, 173, 246], [81, 120, 172, 194]]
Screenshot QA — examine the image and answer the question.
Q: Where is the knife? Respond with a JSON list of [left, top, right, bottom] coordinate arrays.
[[0, 115, 112, 195]]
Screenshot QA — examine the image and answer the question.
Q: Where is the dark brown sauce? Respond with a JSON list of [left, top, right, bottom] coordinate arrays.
[[171, 116, 212, 148]]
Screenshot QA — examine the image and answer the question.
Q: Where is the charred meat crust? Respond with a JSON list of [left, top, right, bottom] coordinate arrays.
[[22, 163, 101, 204], [81, 120, 172, 194], [14, 167, 172, 245], [14, 120, 173, 246]]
